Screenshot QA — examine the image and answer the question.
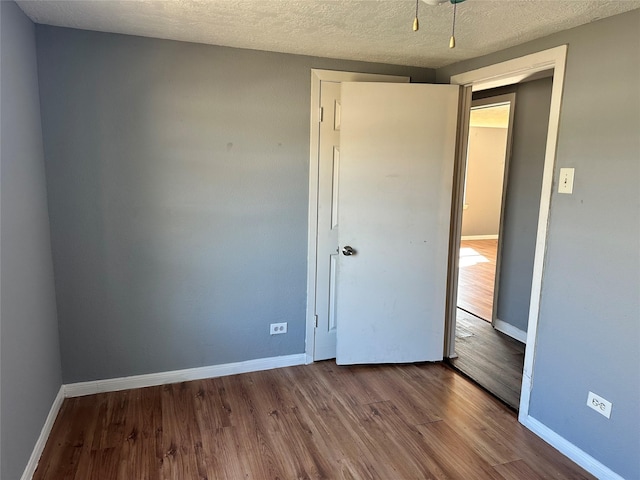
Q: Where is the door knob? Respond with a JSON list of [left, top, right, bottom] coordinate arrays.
[[342, 245, 356, 256]]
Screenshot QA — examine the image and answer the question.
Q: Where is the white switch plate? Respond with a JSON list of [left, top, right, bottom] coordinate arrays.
[[587, 391, 612, 418], [558, 167, 575, 194]]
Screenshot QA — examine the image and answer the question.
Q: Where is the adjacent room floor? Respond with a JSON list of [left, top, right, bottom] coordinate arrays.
[[457, 238, 498, 322], [450, 308, 525, 409], [453, 238, 525, 410]]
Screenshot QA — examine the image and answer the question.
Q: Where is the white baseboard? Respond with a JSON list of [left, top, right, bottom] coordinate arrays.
[[520, 414, 624, 480], [460, 234, 499, 240], [64, 353, 307, 398], [494, 319, 527, 343], [21, 386, 65, 480]]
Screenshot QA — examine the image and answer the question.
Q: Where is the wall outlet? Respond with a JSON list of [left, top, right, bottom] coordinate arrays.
[[270, 322, 287, 335], [587, 391, 612, 418]]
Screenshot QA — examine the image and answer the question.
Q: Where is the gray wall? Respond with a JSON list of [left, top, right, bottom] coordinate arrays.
[[477, 78, 553, 334], [0, 3, 63, 479], [35, 25, 434, 383], [439, 11, 640, 479]]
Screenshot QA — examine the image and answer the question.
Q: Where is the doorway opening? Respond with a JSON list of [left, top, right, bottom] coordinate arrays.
[[452, 94, 523, 410], [448, 75, 555, 411], [457, 97, 514, 323], [444, 46, 567, 424]]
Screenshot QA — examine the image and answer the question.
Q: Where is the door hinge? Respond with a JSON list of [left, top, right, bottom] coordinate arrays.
[[319, 107, 324, 123], [314, 314, 319, 328]]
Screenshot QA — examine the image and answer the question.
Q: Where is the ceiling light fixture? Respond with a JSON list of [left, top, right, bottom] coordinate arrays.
[[413, 0, 467, 49], [450, 0, 458, 48]]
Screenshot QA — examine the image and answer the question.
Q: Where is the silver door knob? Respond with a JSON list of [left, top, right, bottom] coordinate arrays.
[[342, 245, 356, 256]]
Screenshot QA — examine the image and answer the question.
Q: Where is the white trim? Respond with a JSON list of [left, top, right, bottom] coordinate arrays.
[[64, 354, 306, 398], [20, 386, 65, 480], [450, 45, 567, 420], [306, 69, 410, 362], [460, 234, 499, 240], [451, 48, 560, 92], [494, 319, 527, 343], [519, 415, 624, 480], [521, 45, 567, 416]]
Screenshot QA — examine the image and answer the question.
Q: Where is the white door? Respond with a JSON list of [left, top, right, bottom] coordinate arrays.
[[313, 72, 409, 361], [336, 82, 460, 365], [313, 80, 341, 360]]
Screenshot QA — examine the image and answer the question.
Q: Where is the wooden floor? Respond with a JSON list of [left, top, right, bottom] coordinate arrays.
[[451, 309, 525, 410], [457, 239, 498, 321], [35, 362, 594, 480]]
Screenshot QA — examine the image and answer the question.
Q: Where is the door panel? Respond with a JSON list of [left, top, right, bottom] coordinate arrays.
[[336, 82, 460, 365], [313, 81, 341, 360], [313, 74, 409, 361]]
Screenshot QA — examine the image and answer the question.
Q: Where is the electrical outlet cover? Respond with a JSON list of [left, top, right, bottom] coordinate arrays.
[[270, 322, 288, 335], [587, 391, 612, 418]]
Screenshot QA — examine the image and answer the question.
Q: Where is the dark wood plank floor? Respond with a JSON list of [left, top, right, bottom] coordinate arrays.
[[451, 309, 525, 410], [34, 362, 593, 480], [457, 239, 498, 321]]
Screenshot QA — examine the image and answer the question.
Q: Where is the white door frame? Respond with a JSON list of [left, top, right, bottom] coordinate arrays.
[[305, 69, 410, 364], [446, 45, 568, 421]]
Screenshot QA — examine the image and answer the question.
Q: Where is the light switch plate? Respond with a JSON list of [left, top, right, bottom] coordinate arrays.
[[558, 167, 575, 194]]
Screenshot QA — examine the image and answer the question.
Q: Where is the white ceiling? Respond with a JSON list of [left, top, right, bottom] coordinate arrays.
[[17, 0, 640, 69], [470, 103, 510, 128]]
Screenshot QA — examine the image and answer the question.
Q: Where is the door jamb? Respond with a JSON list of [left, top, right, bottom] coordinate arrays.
[[305, 69, 410, 364], [445, 45, 568, 422], [443, 85, 472, 359]]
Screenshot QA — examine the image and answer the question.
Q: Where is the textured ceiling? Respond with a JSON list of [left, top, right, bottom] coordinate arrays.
[[17, 0, 640, 68]]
